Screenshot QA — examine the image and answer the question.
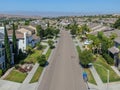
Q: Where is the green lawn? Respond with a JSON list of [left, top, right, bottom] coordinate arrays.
[[30, 48, 52, 83], [24, 50, 42, 63], [30, 66, 43, 83], [76, 45, 81, 53], [84, 68, 97, 85], [42, 45, 47, 49], [94, 55, 120, 83], [4, 69, 27, 83], [46, 48, 52, 60]]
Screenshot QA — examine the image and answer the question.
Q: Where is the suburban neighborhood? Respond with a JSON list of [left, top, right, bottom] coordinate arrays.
[[0, 0, 120, 90]]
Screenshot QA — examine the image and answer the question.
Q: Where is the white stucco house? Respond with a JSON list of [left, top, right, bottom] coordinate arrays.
[[8, 27, 40, 53]]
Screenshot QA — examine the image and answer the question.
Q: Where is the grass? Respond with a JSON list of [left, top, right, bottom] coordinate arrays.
[[94, 55, 120, 83], [30, 66, 43, 83], [24, 50, 42, 63], [42, 45, 47, 49], [76, 46, 96, 84], [76, 45, 81, 53], [46, 48, 52, 60], [30, 48, 52, 83], [4, 68, 27, 83], [84, 68, 97, 85]]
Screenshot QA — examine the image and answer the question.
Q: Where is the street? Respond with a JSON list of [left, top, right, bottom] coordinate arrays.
[[37, 30, 87, 90]]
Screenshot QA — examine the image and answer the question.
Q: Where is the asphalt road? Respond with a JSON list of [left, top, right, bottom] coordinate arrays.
[[38, 30, 87, 90]]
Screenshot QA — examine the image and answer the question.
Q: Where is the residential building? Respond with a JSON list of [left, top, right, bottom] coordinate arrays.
[[108, 37, 120, 66], [8, 26, 40, 53], [0, 39, 5, 69]]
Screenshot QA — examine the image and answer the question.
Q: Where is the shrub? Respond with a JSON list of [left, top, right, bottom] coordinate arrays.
[[0, 69, 2, 77], [37, 43, 43, 50], [79, 50, 93, 68], [102, 53, 114, 65], [15, 64, 20, 69], [48, 40, 54, 49], [37, 55, 47, 67], [20, 61, 25, 65], [26, 46, 33, 55]]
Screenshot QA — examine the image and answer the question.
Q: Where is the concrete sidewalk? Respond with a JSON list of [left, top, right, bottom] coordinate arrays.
[[111, 66, 120, 77], [18, 43, 50, 90], [0, 79, 21, 90], [90, 66, 106, 90]]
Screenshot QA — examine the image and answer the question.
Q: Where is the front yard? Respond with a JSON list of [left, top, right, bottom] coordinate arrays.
[[4, 68, 27, 83], [94, 55, 120, 83], [30, 48, 52, 83], [24, 49, 42, 64]]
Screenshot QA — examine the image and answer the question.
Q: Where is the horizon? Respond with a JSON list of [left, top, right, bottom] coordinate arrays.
[[0, 11, 119, 17], [0, 0, 120, 16]]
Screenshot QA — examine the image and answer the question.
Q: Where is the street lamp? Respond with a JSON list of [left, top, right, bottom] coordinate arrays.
[[89, 63, 109, 90]]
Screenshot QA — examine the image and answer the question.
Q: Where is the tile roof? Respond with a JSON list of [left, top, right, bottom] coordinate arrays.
[[7, 30, 24, 39], [32, 34, 40, 40]]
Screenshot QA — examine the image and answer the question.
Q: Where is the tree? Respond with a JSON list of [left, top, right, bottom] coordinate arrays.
[[24, 20, 30, 25], [26, 46, 33, 55], [37, 55, 47, 67], [44, 27, 54, 38], [70, 24, 78, 36], [36, 25, 44, 39], [48, 40, 54, 49], [113, 18, 120, 29], [109, 33, 117, 40], [76, 26, 82, 35], [36, 42, 43, 50], [12, 23, 17, 63], [79, 50, 93, 67], [97, 31, 104, 40], [81, 24, 90, 34], [4, 25, 11, 68], [53, 29, 60, 37]]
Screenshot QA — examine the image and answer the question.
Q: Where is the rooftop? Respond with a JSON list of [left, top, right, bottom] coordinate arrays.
[[108, 46, 119, 54], [114, 37, 120, 44]]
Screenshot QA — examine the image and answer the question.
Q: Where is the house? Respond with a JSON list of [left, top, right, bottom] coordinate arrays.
[[0, 27, 14, 67], [108, 37, 120, 66], [0, 36, 5, 69], [8, 30, 35, 53], [8, 26, 40, 53], [114, 37, 120, 48]]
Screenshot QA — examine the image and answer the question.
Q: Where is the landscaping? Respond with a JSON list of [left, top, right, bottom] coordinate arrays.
[[4, 68, 27, 83], [46, 48, 52, 60], [24, 49, 42, 64], [76, 46, 96, 84], [30, 66, 43, 83], [30, 47, 52, 83], [94, 55, 120, 83]]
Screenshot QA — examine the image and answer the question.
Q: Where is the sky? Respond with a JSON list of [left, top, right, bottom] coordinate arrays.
[[0, 0, 120, 14]]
